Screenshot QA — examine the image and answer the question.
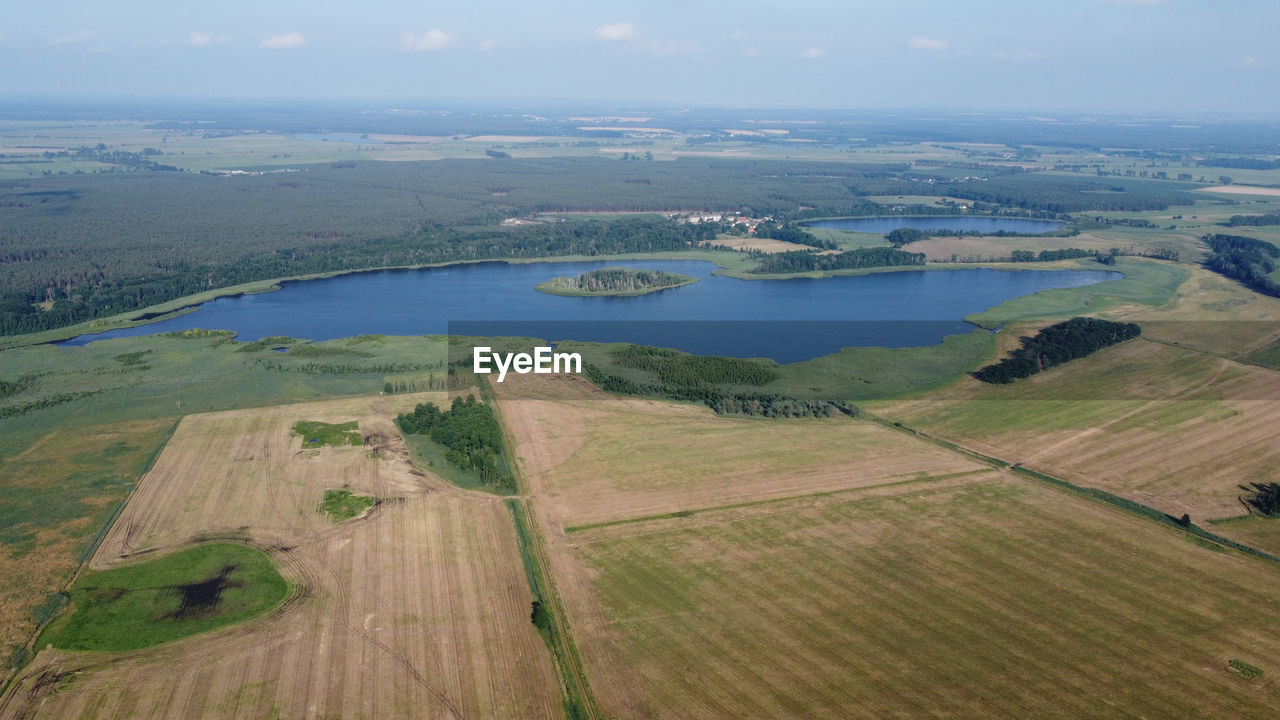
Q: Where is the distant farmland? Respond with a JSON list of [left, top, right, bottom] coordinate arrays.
[[500, 372, 1280, 719]]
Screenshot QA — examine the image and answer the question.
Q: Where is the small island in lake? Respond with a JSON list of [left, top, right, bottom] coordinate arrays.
[[535, 267, 699, 296]]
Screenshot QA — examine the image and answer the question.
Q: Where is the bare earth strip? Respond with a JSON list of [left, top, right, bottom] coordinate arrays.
[[494, 373, 988, 530], [1197, 185, 1280, 197], [707, 236, 819, 254], [1, 393, 559, 720]]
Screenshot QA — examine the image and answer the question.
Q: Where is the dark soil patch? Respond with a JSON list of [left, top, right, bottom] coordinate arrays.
[[172, 564, 242, 619]]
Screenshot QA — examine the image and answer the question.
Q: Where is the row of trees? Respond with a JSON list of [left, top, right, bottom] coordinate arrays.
[[973, 317, 1142, 384], [1008, 248, 1094, 262], [754, 221, 838, 250], [750, 248, 925, 274], [395, 395, 513, 490], [583, 364, 848, 418], [1202, 234, 1280, 298], [1226, 214, 1280, 227]]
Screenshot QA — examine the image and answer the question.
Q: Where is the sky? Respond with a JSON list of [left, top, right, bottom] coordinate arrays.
[[2, 0, 1278, 115]]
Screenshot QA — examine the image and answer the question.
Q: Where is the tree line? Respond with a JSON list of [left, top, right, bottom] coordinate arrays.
[[973, 317, 1142, 384], [583, 364, 849, 418], [1226, 214, 1280, 227], [750, 247, 925, 274], [1202, 234, 1280, 298], [754, 221, 838, 250]]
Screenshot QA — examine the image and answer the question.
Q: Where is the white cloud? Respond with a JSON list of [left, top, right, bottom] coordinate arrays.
[[52, 29, 94, 45], [87, 45, 109, 54], [261, 32, 306, 50], [188, 32, 227, 47], [993, 48, 1046, 62], [478, 39, 496, 52], [402, 29, 458, 51], [1107, 0, 1166, 5], [800, 47, 825, 60], [906, 35, 948, 52], [594, 22, 634, 42], [1234, 55, 1260, 70]]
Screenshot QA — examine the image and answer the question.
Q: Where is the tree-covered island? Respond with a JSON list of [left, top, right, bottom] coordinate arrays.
[[535, 266, 699, 296]]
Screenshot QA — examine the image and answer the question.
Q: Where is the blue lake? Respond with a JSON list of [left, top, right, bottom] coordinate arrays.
[[805, 216, 1065, 234], [59, 260, 1119, 363]]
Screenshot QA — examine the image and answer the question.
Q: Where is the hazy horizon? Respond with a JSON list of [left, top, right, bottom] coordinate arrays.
[[3, 0, 1279, 117]]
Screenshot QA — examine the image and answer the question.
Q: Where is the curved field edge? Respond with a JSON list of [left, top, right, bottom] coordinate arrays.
[[37, 542, 289, 652]]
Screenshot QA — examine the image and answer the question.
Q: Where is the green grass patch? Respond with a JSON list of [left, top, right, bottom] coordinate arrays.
[[405, 432, 513, 494], [1229, 659, 1265, 680], [39, 543, 288, 652], [966, 258, 1187, 329], [293, 420, 361, 448], [321, 489, 376, 522]]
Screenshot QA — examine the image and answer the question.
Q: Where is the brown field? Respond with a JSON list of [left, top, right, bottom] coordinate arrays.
[[1, 394, 559, 720], [563, 474, 1280, 719], [498, 375, 1280, 718], [494, 373, 988, 530], [873, 338, 1280, 522], [707, 236, 819, 253]]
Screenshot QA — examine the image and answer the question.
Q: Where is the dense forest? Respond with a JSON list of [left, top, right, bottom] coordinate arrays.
[[860, 175, 1198, 214], [0, 158, 905, 336], [395, 395, 513, 491], [538, 267, 695, 295], [1201, 234, 1280, 298], [750, 248, 925, 274], [0, 156, 1210, 336], [973, 317, 1142, 384]]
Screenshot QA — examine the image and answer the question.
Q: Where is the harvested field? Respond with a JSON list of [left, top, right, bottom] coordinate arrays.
[[875, 338, 1280, 521], [707, 236, 819, 253], [494, 373, 988, 529], [556, 473, 1280, 719], [1198, 185, 1280, 197], [1, 393, 559, 720]]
